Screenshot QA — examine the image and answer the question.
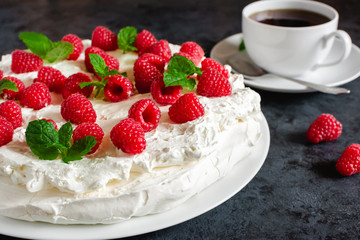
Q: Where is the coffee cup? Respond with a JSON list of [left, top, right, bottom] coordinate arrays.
[[242, 0, 352, 77]]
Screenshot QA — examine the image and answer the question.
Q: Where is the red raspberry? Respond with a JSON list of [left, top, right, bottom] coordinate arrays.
[[150, 78, 182, 105], [20, 82, 51, 110], [168, 92, 205, 124], [179, 41, 204, 66], [142, 40, 172, 62], [11, 50, 43, 74], [134, 53, 165, 93], [197, 68, 232, 97], [0, 100, 22, 129], [134, 30, 157, 54], [34, 66, 67, 93], [128, 99, 161, 132], [110, 118, 146, 154], [0, 76, 25, 100], [41, 118, 58, 130], [174, 52, 198, 65], [306, 113, 342, 143], [91, 26, 118, 51], [62, 34, 84, 60], [73, 122, 104, 154], [0, 70, 3, 80], [104, 75, 133, 102], [201, 58, 230, 79], [336, 144, 360, 176], [0, 116, 14, 147], [62, 72, 94, 99], [84, 47, 119, 75], [61, 93, 97, 124]]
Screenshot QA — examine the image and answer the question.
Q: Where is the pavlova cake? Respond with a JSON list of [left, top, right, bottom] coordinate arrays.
[[0, 26, 262, 224]]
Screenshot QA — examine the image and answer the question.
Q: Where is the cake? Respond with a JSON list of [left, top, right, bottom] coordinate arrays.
[[0, 26, 262, 224]]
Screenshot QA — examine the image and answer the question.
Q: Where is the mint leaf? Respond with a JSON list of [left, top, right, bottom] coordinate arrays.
[[238, 39, 246, 51], [117, 26, 138, 53], [58, 122, 72, 149], [79, 81, 106, 89], [19, 32, 54, 59], [89, 53, 107, 79], [62, 136, 97, 163], [163, 71, 196, 89], [0, 79, 18, 95], [45, 41, 74, 63]]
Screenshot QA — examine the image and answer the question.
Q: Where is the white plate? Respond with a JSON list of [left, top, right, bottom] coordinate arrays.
[[210, 33, 360, 93], [0, 114, 270, 240]]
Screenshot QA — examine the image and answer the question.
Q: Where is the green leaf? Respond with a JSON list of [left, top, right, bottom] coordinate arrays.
[[0, 79, 18, 95], [238, 39, 246, 51], [89, 53, 108, 79], [45, 41, 74, 63], [58, 121, 72, 149], [117, 26, 138, 53], [79, 81, 106, 89], [62, 136, 97, 163], [19, 32, 54, 59], [163, 71, 196, 89]]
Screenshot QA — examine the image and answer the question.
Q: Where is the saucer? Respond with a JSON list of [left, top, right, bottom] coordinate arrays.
[[210, 33, 360, 93]]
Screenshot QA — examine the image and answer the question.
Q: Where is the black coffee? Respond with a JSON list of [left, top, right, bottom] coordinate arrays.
[[249, 9, 330, 27]]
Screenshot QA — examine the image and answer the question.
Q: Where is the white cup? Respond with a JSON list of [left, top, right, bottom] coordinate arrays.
[[242, 0, 352, 77]]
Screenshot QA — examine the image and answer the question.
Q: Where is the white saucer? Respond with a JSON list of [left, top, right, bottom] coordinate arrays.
[[210, 33, 360, 93]]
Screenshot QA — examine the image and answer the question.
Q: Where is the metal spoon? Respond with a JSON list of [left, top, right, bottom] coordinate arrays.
[[226, 54, 350, 95]]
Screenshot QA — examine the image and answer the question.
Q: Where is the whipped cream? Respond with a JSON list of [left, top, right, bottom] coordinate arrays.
[[0, 40, 262, 224]]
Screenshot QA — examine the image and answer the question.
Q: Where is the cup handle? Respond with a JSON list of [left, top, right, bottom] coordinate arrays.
[[314, 30, 352, 69]]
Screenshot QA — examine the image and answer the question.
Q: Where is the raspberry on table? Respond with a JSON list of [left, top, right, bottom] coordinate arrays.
[[84, 46, 119, 76], [201, 58, 230, 79], [142, 40, 172, 62], [104, 75, 133, 102], [128, 99, 161, 132], [197, 67, 232, 97], [62, 34, 84, 60], [306, 113, 342, 143], [135, 29, 157, 55], [20, 82, 51, 110], [91, 26, 118, 51], [168, 92, 205, 124], [11, 49, 43, 74], [150, 78, 182, 105], [62, 72, 94, 99], [0, 116, 14, 147], [73, 122, 104, 154], [34, 66, 67, 93], [336, 144, 360, 176], [110, 118, 146, 154], [61, 93, 97, 124], [179, 41, 204, 66], [0, 76, 25, 100], [0, 100, 22, 129]]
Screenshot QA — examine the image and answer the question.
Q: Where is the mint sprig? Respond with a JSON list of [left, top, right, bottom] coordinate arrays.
[[25, 120, 96, 163], [78, 53, 127, 98], [19, 32, 74, 63], [0, 79, 19, 95], [238, 39, 246, 52], [117, 26, 138, 53], [163, 55, 202, 90]]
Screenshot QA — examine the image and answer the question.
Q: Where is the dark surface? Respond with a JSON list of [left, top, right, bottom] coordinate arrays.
[[0, 0, 360, 239]]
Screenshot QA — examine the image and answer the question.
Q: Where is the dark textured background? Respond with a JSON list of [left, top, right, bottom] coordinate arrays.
[[0, 0, 360, 239]]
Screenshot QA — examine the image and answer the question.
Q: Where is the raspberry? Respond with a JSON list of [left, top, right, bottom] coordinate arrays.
[[62, 72, 94, 99], [179, 41, 204, 66], [134, 30, 157, 54], [128, 99, 161, 132], [0, 116, 14, 147], [150, 78, 182, 105], [197, 68, 232, 97], [11, 49, 43, 74], [84, 47, 119, 75], [0, 100, 22, 129], [61, 93, 97, 124], [142, 40, 172, 62], [134, 53, 165, 93], [73, 122, 104, 154], [41, 118, 58, 130], [20, 82, 51, 110], [62, 34, 84, 60], [168, 92, 205, 124], [336, 144, 360, 176], [201, 58, 230, 79], [104, 75, 133, 102], [0, 76, 25, 100], [110, 118, 146, 154], [34, 66, 67, 93], [306, 113, 342, 143], [0, 70, 3, 80], [91, 26, 118, 51]]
